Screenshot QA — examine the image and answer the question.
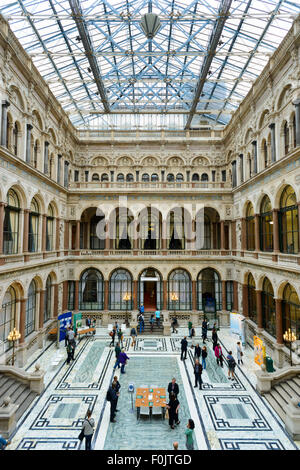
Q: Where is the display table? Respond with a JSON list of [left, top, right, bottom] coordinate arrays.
[[135, 387, 166, 419]]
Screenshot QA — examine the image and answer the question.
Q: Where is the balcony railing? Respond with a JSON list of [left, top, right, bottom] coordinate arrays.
[[75, 249, 232, 257], [69, 181, 232, 191]]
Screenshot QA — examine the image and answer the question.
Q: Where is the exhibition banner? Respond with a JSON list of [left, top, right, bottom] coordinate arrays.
[[73, 312, 82, 331], [230, 312, 246, 345], [58, 311, 72, 342]]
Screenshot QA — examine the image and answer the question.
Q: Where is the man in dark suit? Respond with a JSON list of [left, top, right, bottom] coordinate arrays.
[[194, 359, 203, 390], [168, 377, 179, 398], [181, 336, 188, 360], [112, 376, 121, 411]]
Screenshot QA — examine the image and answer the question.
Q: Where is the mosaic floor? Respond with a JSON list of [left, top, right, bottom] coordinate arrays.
[[6, 327, 299, 451]]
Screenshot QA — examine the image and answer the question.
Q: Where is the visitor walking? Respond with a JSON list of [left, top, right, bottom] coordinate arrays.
[[194, 343, 201, 361], [193, 359, 203, 390], [226, 350, 236, 380], [150, 314, 155, 332], [81, 409, 94, 450], [167, 377, 179, 398], [188, 320, 193, 338], [185, 419, 195, 450], [139, 304, 144, 315], [180, 336, 188, 361], [66, 340, 75, 364], [155, 309, 161, 327], [236, 341, 244, 365], [201, 346, 207, 370], [212, 326, 218, 350], [214, 343, 223, 367], [109, 326, 116, 347], [171, 317, 178, 334], [130, 326, 137, 347], [117, 327, 124, 348], [201, 318, 208, 343], [106, 382, 118, 423], [119, 349, 130, 374], [113, 342, 121, 370], [112, 376, 121, 412], [138, 313, 145, 334], [167, 392, 180, 429]]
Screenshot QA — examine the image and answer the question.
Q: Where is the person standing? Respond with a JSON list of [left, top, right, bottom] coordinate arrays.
[[194, 343, 201, 361], [212, 326, 218, 350], [171, 317, 178, 334], [236, 341, 244, 365], [185, 419, 195, 450], [139, 304, 145, 315], [86, 316, 92, 327], [201, 346, 207, 370], [138, 313, 145, 334], [107, 383, 118, 423], [66, 340, 75, 364], [155, 309, 161, 327], [167, 377, 179, 398], [81, 409, 94, 450], [214, 343, 223, 367], [112, 376, 121, 412], [109, 326, 116, 347], [113, 342, 121, 370], [149, 314, 155, 332], [193, 359, 203, 389], [226, 350, 236, 380], [201, 318, 208, 344], [180, 336, 188, 361], [118, 327, 124, 348], [188, 320, 193, 338], [119, 349, 130, 374], [130, 325, 137, 347], [167, 392, 180, 429]]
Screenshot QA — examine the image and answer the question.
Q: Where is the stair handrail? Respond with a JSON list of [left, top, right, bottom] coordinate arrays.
[[256, 364, 300, 394], [0, 363, 45, 394]]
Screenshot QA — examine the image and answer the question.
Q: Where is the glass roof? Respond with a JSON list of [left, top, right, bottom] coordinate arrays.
[[1, 0, 299, 130]]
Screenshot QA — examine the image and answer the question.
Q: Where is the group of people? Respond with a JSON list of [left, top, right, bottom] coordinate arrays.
[[137, 305, 161, 333], [167, 378, 195, 450], [109, 322, 124, 348]]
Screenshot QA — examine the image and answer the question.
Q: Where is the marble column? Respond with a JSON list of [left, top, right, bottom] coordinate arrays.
[[25, 124, 33, 163], [64, 220, 69, 252], [57, 154, 62, 184], [133, 280, 138, 310], [53, 284, 59, 318], [239, 154, 244, 183], [1, 100, 10, 147], [293, 99, 300, 147], [163, 280, 168, 310], [104, 280, 109, 310], [41, 214, 47, 252], [74, 280, 79, 311], [23, 209, 30, 256], [192, 280, 197, 311], [222, 281, 227, 311], [269, 123, 276, 162], [254, 214, 260, 252], [220, 220, 225, 253], [275, 298, 283, 345], [231, 220, 236, 252], [256, 290, 263, 329], [242, 284, 249, 318], [55, 218, 60, 252], [62, 281, 68, 312], [44, 141, 49, 174], [252, 140, 257, 174], [75, 220, 80, 253], [19, 298, 26, 344], [241, 218, 246, 251], [273, 209, 280, 253]]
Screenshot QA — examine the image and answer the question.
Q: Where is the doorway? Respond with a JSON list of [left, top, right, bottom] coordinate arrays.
[[144, 281, 157, 311]]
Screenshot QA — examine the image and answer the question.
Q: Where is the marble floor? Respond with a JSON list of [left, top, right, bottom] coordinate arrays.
[[6, 326, 299, 450]]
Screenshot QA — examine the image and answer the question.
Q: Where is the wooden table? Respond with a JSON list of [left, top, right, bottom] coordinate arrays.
[[135, 387, 167, 420], [77, 327, 96, 341]]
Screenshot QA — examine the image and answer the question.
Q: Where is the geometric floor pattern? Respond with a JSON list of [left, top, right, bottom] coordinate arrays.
[[7, 328, 298, 450]]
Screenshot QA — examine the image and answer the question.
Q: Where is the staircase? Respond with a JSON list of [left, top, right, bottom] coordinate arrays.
[[0, 373, 38, 422], [139, 312, 164, 335], [263, 375, 300, 422]]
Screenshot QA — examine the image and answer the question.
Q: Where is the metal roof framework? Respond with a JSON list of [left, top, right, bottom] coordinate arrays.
[[0, 0, 299, 130]]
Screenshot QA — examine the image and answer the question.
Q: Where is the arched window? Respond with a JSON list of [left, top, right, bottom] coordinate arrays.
[[44, 275, 52, 323], [117, 173, 124, 182], [101, 173, 109, 182], [279, 186, 298, 254], [25, 280, 36, 337], [260, 195, 273, 252], [284, 121, 289, 155], [168, 269, 191, 311], [282, 284, 300, 340], [246, 202, 255, 251], [142, 173, 150, 182], [262, 278, 275, 338], [247, 273, 257, 323], [79, 268, 104, 310], [192, 173, 199, 182], [3, 189, 20, 254], [262, 139, 268, 168], [1, 286, 16, 352], [201, 173, 209, 181], [116, 209, 133, 250], [176, 173, 184, 182], [92, 173, 99, 181], [90, 214, 105, 250], [138, 268, 162, 310], [168, 208, 185, 250], [29, 198, 39, 252], [151, 173, 159, 182], [46, 204, 54, 251], [197, 268, 222, 312], [167, 173, 174, 182], [126, 173, 134, 182], [109, 269, 132, 310], [139, 208, 160, 250]]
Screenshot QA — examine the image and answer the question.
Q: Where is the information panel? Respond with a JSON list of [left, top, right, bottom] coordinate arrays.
[[57, 311, 72, 343]]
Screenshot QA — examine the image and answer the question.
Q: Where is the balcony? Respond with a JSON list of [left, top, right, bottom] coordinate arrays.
[[69, 181, 232, 192], [73, 249, 232, 258]]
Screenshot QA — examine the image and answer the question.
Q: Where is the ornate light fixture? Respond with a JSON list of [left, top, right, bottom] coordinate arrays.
[[283, 328, 297, 366], [140, 13, 161, 39], [7, 327, 21, 366], [123, 292, 131, 327]]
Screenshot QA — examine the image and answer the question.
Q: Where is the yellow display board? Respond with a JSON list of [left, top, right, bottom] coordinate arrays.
[[253, 336, 266, 366]]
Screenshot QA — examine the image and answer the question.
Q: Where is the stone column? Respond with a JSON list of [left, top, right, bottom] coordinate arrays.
[[256, 290, 263, 329], [269, 123, 276, 162], [41, 214, 47, 252], [55, 218, 60, 252], [231, 220, 236, 253], [273, 209, 280, 253], [241, 218, 246, 252], [64, 220, 69, 253], [1, 100, 10, 147], [19, 298, 26, 344], [23, 209, 30, 258], [293, 99, 300, 147], [25, 124, 33, 163], [62, 281, 68, 312], [192, 280, 197, 311], [39, 290, 45, 329], [254, 214, 260, 253], [275, 298, 283, 345], [239, 154, 244, 183], [242, 284, 248, 318], [133, 280, 138, 310], [104, 280, 109, 310], [44, 141, 49, 174], [75, 220, 80, 253], [53, 284, 59, 318], [252, 140, 257, 174], [161, 220, 167, 251], [74, 280, 79, 311], [163, 280, 168, 310], [57, 154, 62, 184], [222, 280, 227, 311], [0, 202, 6, 255], [233, 281, 238, 312], [220, 220, 225, 253]]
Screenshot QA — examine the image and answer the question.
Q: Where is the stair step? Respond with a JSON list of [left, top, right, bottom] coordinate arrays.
[[291, 376, 300, 388], [264, 393, 285, 422], [279, 382, 296, 399], [0, 381, 24, 405], [16, 391, 37, 421], [0, 377, 15, 398], [273, 384, 293, 403], [285, 379, 300, 397]]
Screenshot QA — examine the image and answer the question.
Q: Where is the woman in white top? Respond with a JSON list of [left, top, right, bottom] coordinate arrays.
[[236, 341, 244, 365]]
